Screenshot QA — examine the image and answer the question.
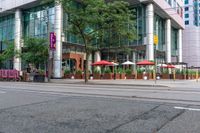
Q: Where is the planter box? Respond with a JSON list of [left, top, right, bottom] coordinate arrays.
[[75, 74, 82, 79], [162, 74, 171, 79], [34, 75, 45, 82], [188, 74, 195, 79], [93, 73, 101, 79], [22, 72, 29, 82], [64, 74, 73, 79], [120, 73, 126, 79], [148, 73, 153, 79], [82, 74, 90, 79], [175, 74, 184, 79], [114, 73, 120, 79], [137, 73, 143, 79], [126, 74, 133, 79], [103, 73, 113, 79]]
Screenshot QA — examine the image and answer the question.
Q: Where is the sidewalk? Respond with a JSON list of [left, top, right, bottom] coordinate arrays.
[[50, 79, 200, 88]]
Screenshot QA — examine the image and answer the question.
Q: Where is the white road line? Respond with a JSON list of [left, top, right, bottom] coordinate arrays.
[[174, 106, 200, 111]]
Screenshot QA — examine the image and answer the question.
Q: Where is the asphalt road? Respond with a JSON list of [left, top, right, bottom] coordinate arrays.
[[0, 82, 200, 133]]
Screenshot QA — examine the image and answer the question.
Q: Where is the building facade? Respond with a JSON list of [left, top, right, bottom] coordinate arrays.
[[183, 0, 200, 67], [0, 0, 184, 78]]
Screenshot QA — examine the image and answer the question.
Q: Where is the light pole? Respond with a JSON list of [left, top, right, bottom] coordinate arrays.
[[44, 7, 52, 82]]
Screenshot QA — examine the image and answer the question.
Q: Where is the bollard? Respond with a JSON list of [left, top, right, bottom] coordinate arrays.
[[135, 71, 137, 79], [153, 70, 156, 80], [173, 69, 176, 81]]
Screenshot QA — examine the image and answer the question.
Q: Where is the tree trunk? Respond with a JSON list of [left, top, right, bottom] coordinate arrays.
[[84, 52, 89, 83]]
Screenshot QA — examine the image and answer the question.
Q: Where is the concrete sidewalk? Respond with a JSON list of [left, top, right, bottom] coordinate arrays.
[[50, 79, 200, 88]]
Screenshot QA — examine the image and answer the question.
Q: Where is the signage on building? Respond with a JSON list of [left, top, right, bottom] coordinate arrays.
[[50, 32, 56, 50], [154, 35, 158, 45]]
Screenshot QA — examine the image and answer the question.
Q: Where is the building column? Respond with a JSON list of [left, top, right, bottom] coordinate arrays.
[[88, 53, 92, 72], [94, 51, 101, 71], [14, 9, 22, 71], [165, 19, 171, 63], [54, 3, 63, 78], [178, 29, 182, 62], [132, 51, 136, 70], [95, 51, 101, 62], [146, 3, 154, 61]]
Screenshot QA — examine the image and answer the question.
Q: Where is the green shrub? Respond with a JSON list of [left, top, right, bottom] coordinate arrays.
[[104, 68, 111, 74], [136, 68, 143, 74], [176, 69, 182, 74], [64, 69, 71, 75], [38, 69, 45, 75], [76, 70, 82, 74], [125, 69, 132, 75], [163, 69, 169, 74], [117, 68, 124, 74], [94, 68, 101, 74]]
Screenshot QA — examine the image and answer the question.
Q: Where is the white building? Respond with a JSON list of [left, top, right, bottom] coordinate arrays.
[[183, 0, 200, 67]]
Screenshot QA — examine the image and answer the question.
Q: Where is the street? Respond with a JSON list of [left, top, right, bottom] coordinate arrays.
[[0, 82, 200, 133]]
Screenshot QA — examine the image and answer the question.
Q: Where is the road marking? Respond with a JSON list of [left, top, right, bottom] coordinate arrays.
[[174, 106, 200, 111]]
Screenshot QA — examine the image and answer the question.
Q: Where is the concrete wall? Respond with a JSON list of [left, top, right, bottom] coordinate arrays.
[[153, 0, 184, 28], [183, 26, 200, 67], [0, 0, 37, 11]]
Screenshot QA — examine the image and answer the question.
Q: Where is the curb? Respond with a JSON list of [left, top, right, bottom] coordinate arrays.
[[49, 81, 169, 88]]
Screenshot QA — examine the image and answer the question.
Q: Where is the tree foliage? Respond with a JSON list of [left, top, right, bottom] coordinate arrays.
[[57, 0, 137, 82], [0, 41, 15, 68], [20, 37, 48, 68]]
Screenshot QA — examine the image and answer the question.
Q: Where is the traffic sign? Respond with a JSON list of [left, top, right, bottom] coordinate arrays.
[[50, 32, 56, 50], [154, 35, 158, 45]]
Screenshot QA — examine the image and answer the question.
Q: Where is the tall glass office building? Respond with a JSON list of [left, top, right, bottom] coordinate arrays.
[[183, 0, 200, 67], [0, 0, 184, 78]]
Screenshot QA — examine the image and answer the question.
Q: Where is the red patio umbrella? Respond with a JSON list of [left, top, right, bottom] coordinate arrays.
[[136, 60, 155, 65], [91, 60, 113, 66], [161, 64, 176, 68]]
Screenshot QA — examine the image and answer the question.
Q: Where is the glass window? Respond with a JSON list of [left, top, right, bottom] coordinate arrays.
[[184, 0, 188, 4], [185, 21, 189, 25], [185, 14, 189, 18], [23, 4, 55, 38], [185, 7, 189, 11], [0, 15, 14, 69], [168, 0, 172, 5]]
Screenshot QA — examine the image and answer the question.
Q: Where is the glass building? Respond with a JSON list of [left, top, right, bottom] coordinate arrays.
[[0, 0, 184, 78], [0, 15, 15, 68]]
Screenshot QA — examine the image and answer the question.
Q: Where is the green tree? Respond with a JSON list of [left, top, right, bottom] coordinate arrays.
[[0, 41, 15, 68], [20, 37, 48, 70], [58, 0, 137, 83]]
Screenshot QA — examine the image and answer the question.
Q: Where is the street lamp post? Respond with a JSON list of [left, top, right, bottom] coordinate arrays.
[[44, 7, 52, 82]]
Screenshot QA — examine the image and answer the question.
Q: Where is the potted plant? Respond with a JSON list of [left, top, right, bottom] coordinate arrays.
[[64, 69, 72, 79], [182, 69, 188, 79], [175, 69, 184, 79], [118, 68, 125, 79], [125, 69, 133, 79], [147, 69, 154, 79], [162, 69, 170, 79], [19, 37, 48, 82], [136, 68, 143, 79], [75, 70, 82, 79], [34, 69, 45, 82], [113, 68, 120, 79], [93, 68, 101, 79], [192, 70, 196, 79], [103, 67, 113, 79]]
